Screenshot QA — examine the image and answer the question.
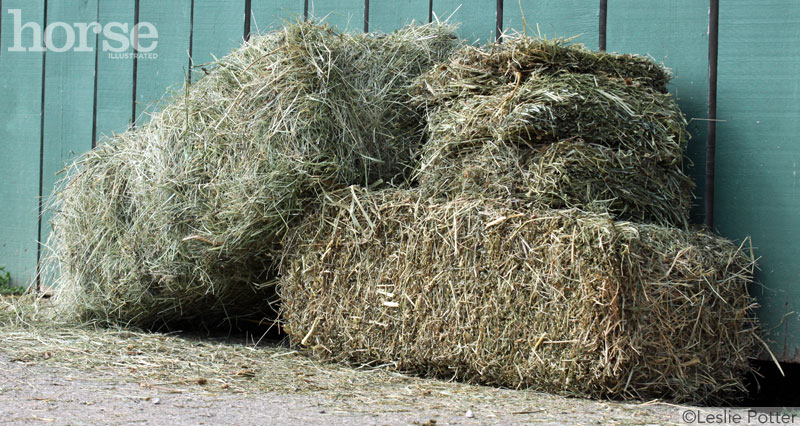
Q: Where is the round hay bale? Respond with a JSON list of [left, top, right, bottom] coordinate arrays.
[[280, 186, 758, 404], [45, 22, 459, 329]]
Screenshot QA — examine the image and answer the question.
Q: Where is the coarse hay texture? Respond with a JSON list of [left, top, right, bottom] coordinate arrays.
[[279, 187, 758, 404], [45, 21, 460, 329], [413, 70, 687, 163], [410, 36, 692, 228], [416, 138, 693, 227], [410, 36, 671, 102]]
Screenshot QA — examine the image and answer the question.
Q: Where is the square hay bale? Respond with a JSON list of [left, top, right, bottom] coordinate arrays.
[[280, 187, 757, 404], [416, 138, 693, 228], [410, 36, 692, 228]]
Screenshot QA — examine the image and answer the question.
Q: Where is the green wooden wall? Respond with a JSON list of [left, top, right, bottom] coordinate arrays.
[[0, 0, 797, 362], [715, 1, 800, 363]]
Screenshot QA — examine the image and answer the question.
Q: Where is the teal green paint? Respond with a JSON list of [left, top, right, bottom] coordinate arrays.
[[94, 0, 135, 140], [134, 0, 191, 125], [368, 0, 428, 33], [715, 0, 800, 361], [250, 1, 304, 34], [40, 0, 99, 282], [192, 0, 244, 68], [433, 1, 494, 43], [0, 1, 45, 288], [308, 0, 364, 32], [505, 0, 598, 49], [607, 0, 709, 224]]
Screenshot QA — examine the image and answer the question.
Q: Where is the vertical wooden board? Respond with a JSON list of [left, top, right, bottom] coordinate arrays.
[[251, 0, 304, 34], [40, 0, 99, 261], [505, 0, 598, 49], [94, 0, 135, 140], [715, 1, 800, 362], [368, 0, 429, 33], [0, 0, 45, 287], [134, 0, 191, 125], [433, 0, 494, 43], [308, 0, 364, 32], [606, 0, 709, 223], [191, 0, 244, 68]]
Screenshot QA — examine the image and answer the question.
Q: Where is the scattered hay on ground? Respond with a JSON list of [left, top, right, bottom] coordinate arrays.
[[45, 22, 459, 329], [280, 187, 757, 404], [0, 295, 690, 425]]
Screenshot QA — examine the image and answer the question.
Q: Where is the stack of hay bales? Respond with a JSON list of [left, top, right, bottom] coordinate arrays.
[[279, 37, 758, 404], [409, 38, 693, 228], [46, 22, 459, 328]]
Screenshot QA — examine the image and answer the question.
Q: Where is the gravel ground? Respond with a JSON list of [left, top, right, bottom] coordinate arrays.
[[1, 295, 796, 425], [4, 353, 795, 426]]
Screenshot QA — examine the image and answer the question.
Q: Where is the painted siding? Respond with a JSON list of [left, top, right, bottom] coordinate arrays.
[[0, 1, 45, 288], [505, 0, 598, 49], [134, 0, 191, 125], [432, 0, 495, 43], [250, 0, 304, 35], [368, 0, 429, 33], [715, 1, 800, 361], [40, 0, 98, 256], [308, 0, 364, 32]]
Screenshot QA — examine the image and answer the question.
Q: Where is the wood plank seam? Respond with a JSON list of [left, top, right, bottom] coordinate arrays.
[[495, 0, 502, 42], [131, 0, 140, 127], [428, 0, 432, 23], [91, 0, 101, 148], [36, 0, 49, 292], [244, 0, 252, 40], [363, 0, 368, 32], [188, 0, 195, 81], [705, 0, 718, 228], [599, 0, 607, 50]]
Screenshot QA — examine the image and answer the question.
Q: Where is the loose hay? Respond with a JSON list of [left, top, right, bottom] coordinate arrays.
[[280, 187, 758, 404], [45, 22, 459, 329], [411, 37, 692, 227]]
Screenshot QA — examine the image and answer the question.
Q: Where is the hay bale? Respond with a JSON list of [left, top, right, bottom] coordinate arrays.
[[412, 37, 672, 98], [417, 138, 693, 227], [280, 186, 757, 404], [411, 37, 692, 227], [46, 22, 459, 328]]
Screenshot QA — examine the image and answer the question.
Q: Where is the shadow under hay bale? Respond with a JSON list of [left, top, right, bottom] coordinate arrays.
[[280, 187, 758, 405], [411, 37, 692, 228], [45, 22, 460, 329]]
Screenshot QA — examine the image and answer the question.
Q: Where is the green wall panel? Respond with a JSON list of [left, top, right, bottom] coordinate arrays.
[[40, 0, 99, 275], [94, 0, 135, 140], [505, 0, 598, 49], [368, 0, 429, 33], [607, 0, 709, 224], [0, 0, 45, 288], [134, 0, 192, 125], [191, 0, 244, 68], [308, 0, 364, 32], [433, 0, 494, 43], [250, 0, 304, 34], [715, 1, 800, 362]]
